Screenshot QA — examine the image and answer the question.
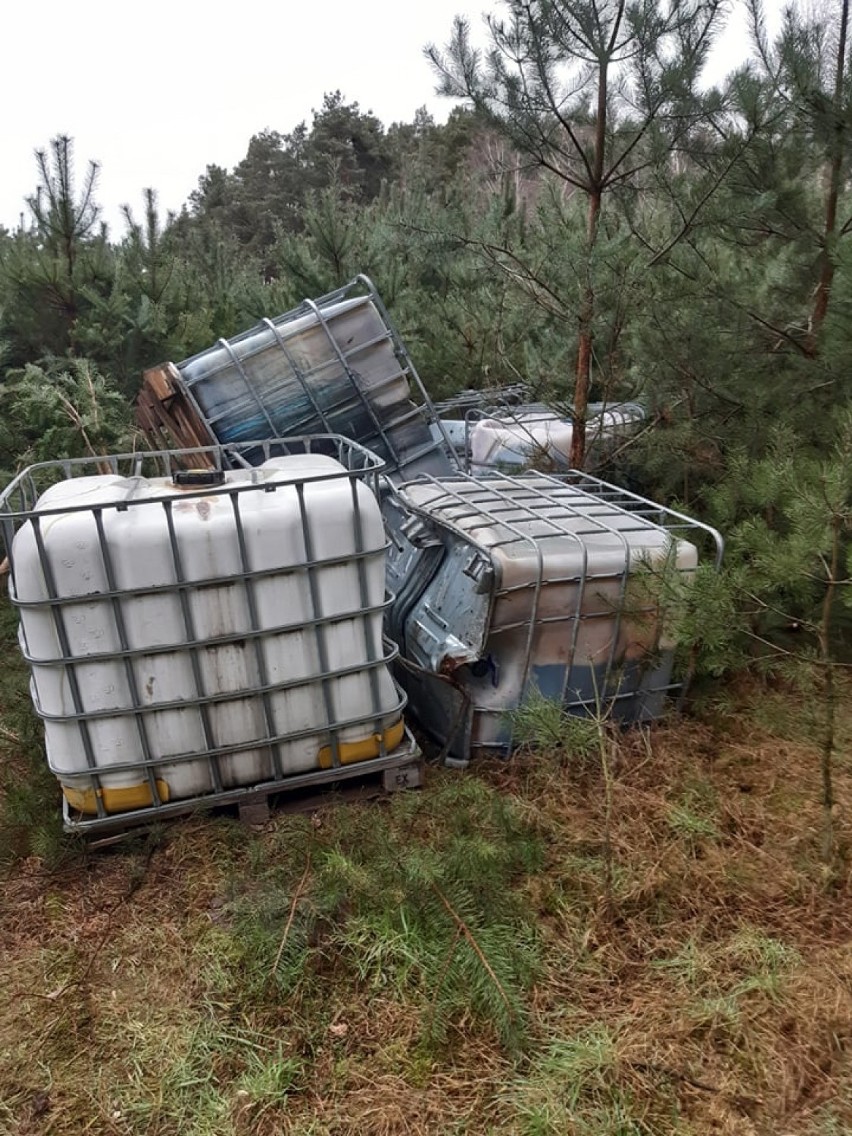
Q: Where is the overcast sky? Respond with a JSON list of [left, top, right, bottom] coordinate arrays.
[[2, 0, 758, 238]]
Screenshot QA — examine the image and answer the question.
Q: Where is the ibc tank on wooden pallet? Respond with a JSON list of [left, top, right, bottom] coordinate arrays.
[[137, 275, 458, 484], [383, 469, 723, 764], [0, 437, 419, 834]]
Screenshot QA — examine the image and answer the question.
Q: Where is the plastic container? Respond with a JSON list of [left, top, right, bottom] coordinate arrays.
[[169, 276, 457, 483], [384, 469, 723, 762], [1, 438, 416, 830], [468, 403, 646, 472]]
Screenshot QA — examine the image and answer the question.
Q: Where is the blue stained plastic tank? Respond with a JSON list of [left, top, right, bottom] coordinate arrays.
[[176, 278, 457, 483]]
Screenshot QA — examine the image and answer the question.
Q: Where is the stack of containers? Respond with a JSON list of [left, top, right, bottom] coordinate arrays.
[[1, 276, 724, 835], [0, 437, 418, 832], [130, 276, 723, 768]]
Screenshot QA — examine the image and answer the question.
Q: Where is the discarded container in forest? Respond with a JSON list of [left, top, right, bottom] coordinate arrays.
[[131, 278, 722, 767], [467, 402, 646, 473], [0, 437, 419, 833], [137, 275, 458, 483], [428, 386, 528, 465], [383, 469, 723, 764]]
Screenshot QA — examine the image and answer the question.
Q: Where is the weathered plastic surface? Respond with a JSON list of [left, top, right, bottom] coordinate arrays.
[[1, 438, 417, 831], [174, 276, 457, 483], [384, 469, 722, 763], [468, 402, 646, 472]]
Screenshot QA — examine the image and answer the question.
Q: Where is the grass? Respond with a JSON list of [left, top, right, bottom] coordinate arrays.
[[0, 606, 850, 1133], [0, 599, 65, 866]]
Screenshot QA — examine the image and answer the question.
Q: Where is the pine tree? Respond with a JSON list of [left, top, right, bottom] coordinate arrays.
[[747, 0, 852, 346], [0, 136, 113, 365], [427, 0, 730, 466], [706, 416, 852, 864]]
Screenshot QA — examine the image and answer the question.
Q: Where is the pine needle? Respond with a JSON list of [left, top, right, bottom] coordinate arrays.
[[269, 857, 312, 983], [430, 880, 516, 1020]]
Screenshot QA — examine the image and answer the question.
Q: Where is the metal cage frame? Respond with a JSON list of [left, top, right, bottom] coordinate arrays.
[[386, 467, 723, 761], [1, 436, 419, 833], [169, 274, 460, 483]]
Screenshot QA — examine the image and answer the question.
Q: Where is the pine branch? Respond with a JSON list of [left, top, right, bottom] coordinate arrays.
[[269, 858, 312, 983], [646, 146, 751, 267], [430, 881, 517, 1021]]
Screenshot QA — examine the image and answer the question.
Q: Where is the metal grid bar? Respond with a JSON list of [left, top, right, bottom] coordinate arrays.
[[400, 469, 722, 566], [558, 470, 725, 567], [216, 337, 282, 438], [196, 331, 408, 432], [162, 496, 225, 795], [303, 296, 402, 473], [0, 437, 385, 528], [296, 477, 342, 770], [346, 472, 386, 741], [30, 651, 402, 725], [62, 728, 421, 836], [397, 474, 625, 743], [434, 384, 529, 415], [355, 274, 459, 472], [25, 517, 108, 819], [42, 695, 408, 781], [261, 315, 334, 437], [17, 591, 392, 659], [494, 472, 636, 703], [94, 507, 168, 807], [173, 276, 459, 481]]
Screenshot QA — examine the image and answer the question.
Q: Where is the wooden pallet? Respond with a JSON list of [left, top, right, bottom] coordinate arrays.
[[136, 362, 217, 457], [236, 755, 424, 827], [79, 751, 424, 847]]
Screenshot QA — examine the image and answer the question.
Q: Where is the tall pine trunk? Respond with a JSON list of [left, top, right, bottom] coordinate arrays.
[[570, 33, 610, 470], [571, 189, 602, 469], [808, 0, 849, 344]]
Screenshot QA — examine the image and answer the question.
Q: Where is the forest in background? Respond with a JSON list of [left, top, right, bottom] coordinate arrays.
[[0, 0, 850, 856]]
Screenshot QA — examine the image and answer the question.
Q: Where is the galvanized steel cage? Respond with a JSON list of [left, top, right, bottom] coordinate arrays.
[[159, 274, 459, 483], [385, 468, 724, 762], [1, 437, 417, 833]]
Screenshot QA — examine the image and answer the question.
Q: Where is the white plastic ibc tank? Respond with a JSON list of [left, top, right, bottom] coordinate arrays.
[[11, 455, 403, 814], [470, 412, 574, 471], [469, 405, 645, 471]]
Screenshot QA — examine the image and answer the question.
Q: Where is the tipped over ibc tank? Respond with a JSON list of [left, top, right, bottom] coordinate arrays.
[[162, 275, 458, 483], [1, 438, 417, 832]]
